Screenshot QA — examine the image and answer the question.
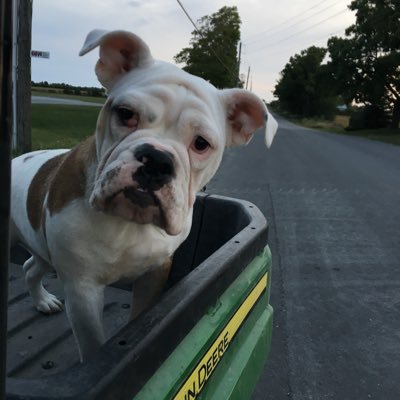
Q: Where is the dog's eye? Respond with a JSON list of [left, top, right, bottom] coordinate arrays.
[[116, 107, 139, 129], [191, 136, 211, 154]]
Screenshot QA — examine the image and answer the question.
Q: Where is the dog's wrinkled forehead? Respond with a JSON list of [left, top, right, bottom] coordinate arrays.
[[109, 62, 224, 133]]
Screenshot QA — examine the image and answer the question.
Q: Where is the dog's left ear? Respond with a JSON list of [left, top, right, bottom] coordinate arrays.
[[79, 29, 153, 90], [221, 89, 278, 148]]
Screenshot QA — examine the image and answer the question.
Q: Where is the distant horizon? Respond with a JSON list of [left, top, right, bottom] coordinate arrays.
[[31, 80, 104, 89]]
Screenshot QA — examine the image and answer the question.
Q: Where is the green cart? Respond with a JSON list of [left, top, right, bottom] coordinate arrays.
[[6, 194, 273, 400]]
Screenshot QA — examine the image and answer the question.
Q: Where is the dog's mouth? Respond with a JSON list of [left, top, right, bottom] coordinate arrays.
[[120, 186, 158, 208], [98, 184, 181, 234], [103, 184, 160, 215]]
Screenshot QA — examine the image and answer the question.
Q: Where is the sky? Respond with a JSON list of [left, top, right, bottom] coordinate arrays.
[[31, 0, 356, 102]]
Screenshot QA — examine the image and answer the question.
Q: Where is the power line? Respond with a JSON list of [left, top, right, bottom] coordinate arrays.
[[246, 8, 348, 54], [244, 0, 328, 41], [176, 0, 202, 37], [244, 0, 342, 42], [246, 26, 348, 60], [245, 0, 344, 46]]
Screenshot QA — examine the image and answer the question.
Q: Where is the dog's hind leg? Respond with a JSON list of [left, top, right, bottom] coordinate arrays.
[[23, 255, 64, 314]]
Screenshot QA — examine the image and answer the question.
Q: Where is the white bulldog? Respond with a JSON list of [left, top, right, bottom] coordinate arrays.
[[10, 30, 277, 361]]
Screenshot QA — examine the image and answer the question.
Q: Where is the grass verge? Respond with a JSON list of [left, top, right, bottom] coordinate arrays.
[[31, 104, 99, 150], [290, 116, 400, 146], [340, 128, 400, 146]]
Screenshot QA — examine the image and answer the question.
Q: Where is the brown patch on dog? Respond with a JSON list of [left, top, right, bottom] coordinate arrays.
[[27, 153, 68, 230], [27, 135, 97, 231], [47, 135, 97, 215]]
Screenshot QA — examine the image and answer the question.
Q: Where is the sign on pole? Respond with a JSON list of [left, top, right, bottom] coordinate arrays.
[[31, 50, 50, 59]]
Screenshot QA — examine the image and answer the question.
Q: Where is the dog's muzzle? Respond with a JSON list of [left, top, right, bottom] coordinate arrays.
[[90, 141, 186, 235]]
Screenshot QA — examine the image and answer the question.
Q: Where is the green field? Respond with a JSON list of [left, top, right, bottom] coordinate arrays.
[[32, 104, 99, 149]]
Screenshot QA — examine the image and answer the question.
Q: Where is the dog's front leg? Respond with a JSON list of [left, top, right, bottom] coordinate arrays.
[[63, 280, 106, 362], [130, 258, 172, 320]]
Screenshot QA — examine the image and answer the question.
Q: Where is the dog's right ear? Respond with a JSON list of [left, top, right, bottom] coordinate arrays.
[[79, 30, 153, 90]]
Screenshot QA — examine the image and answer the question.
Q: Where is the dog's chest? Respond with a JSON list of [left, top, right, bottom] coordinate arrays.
[[47, 202, 189, 284], [95, 229, 176, 283]]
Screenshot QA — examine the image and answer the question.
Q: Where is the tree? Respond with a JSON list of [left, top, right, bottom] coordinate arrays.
[[273, 46, 336, 117], [328, 0, 400, 128], [326, 36, 360, 107], [174, 6, 241, 88]]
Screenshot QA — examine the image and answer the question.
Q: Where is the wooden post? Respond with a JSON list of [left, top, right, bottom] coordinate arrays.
[[14, 0, 32, 154], [0, 0, 13, 397]]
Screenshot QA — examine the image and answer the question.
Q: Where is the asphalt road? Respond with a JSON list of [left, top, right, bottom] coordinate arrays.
[[206, 116, 400, 400], [31, 95, 102, 106]]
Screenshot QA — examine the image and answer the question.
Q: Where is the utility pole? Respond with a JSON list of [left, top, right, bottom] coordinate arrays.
[[237, 41, 241, 87], [245, 66, 250, 90], [12, 0, 32, 153]]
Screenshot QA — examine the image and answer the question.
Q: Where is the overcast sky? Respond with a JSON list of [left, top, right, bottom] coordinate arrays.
[[31, 0, 356, 102]]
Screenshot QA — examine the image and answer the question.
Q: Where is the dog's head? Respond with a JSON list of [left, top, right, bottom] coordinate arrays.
[[80, 30, 277, 236]]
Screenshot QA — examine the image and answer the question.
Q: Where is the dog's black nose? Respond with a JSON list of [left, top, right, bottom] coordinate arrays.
[[133, 144, 175, 191]]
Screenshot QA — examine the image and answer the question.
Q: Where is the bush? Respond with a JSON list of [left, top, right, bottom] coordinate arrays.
[[347, 105, 388, 130]]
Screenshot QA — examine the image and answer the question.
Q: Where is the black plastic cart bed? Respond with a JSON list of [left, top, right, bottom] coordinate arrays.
[[5, 194, 273, 400]]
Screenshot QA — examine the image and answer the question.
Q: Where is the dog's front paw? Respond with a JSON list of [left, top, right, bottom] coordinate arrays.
[[35, 292, 64, 314]]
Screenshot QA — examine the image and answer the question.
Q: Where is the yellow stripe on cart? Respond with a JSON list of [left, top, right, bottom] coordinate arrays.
[[172, 272, 268, 400]]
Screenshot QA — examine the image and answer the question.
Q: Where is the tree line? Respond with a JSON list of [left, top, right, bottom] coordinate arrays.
[[273, 0, 400, 130], [32, 81, 106, 97]]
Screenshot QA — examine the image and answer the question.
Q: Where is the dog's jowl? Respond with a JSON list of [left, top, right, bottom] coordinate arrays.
[[10, 29, 278, 361]]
